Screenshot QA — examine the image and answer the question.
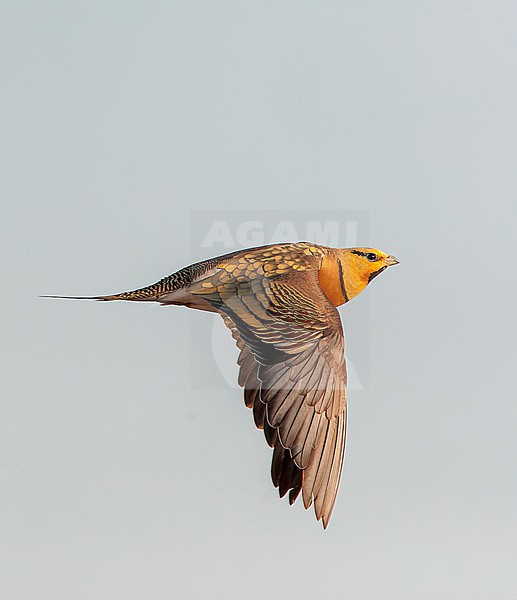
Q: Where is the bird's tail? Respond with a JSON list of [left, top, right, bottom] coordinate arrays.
[[41, 254, 230, 303], [41, 293, 136, 301], [40, 288, 160, 302], [41, 248, 247, 303], [40, 275, 182, 302]]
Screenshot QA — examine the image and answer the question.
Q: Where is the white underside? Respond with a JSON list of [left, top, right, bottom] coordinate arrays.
[[159, 288, 218, 312]]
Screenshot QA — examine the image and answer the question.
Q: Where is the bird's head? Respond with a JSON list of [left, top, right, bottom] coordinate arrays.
[[337, 247, 399, 301]]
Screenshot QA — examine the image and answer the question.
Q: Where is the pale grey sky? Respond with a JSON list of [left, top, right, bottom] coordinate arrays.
[[1, 2, 516, 599]]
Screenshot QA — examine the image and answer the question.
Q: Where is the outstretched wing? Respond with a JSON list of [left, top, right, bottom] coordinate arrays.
[[189, 247, 347, 528]]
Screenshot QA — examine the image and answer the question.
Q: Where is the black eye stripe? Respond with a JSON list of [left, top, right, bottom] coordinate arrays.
[[351, 250, 379, 262]]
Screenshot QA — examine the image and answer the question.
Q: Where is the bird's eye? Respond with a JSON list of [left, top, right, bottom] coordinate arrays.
[[366, 253, 378, 262]]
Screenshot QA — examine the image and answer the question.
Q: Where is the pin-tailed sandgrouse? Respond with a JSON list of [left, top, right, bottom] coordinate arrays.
[[46, 242, 399, 527]]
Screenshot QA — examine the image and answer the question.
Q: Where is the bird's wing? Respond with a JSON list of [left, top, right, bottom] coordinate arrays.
[[188, 247, 347, 528], [222, 315, 305, 506]]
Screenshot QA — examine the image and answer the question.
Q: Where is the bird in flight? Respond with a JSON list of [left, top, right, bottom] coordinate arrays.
[[46, 242, 398, 528]]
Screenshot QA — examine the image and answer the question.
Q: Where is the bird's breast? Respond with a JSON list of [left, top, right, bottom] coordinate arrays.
[[318, 255, 347, 306]]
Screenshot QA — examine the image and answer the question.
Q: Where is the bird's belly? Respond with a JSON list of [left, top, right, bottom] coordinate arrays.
[[159, 288, 217, 313]]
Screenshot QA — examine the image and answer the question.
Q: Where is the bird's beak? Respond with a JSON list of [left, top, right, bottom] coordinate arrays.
[[385, 255, 400, 266]]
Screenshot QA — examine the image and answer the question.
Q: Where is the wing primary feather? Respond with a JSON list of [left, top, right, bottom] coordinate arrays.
[[302, 418, 331, 509], [321, 414, 346, 528], [314, 419, 340, 522]]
